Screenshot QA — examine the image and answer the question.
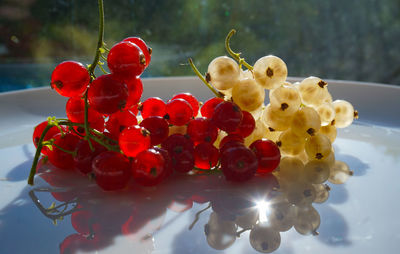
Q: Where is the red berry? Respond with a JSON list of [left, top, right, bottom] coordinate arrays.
[[161, 134, 194, 173], [74, 139, 107, 175], [249, 139, 281, 174], [187, 117, 218, 144], [132, 148, 166, 186], [219, 133, 244, 149], [119, 125, 151, 157], [220, 146, 258, 182], [32, 121, 65, 155], [194, 143, 219, 169], [66, 96, 105, 132], [200, 97, 224, 118], [153, 147, 173, 179], [139, 116, 169, 146], [107, 41, 146, 79], [92, 151, 131, 191], [124, 77, 143, 109], [47, 133, 81, 170], [165, 98, 193, 126], [171, 93, 199, 117], [50, 61, 90, 97], [123, 37, 151, 68], [232, 111, 255, 138], [87, 74, 129, 115], [140, 97, 166, 119], [106, 109, 138, 139], [211, 101, 243, 133], [172, 150, 195, 173]]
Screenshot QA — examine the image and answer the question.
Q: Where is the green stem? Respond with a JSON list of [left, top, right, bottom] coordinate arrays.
[[188, 58, 223, 98], [225, 29, 253, 71], [88, 0, 105, 77]]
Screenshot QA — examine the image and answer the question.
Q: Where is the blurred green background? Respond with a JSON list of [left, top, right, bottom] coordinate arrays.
[[1, 0, 399, 92]]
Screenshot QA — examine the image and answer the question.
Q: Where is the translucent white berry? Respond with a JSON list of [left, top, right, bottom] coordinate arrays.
[[207, 56, 240, 91], [232, 78, 265, 112], [253, 55, 287, 90]]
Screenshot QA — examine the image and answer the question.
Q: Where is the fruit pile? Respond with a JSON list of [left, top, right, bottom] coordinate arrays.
[[28, 29, 357, 191]]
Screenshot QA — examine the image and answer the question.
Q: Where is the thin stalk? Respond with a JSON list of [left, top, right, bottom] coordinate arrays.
[[188, 58, 223, 98], [225, 29, 253, 70], [88, 0, 105, 77]]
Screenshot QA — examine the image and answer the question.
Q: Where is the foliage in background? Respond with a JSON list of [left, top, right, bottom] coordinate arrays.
[[0, 0, 399, 91]]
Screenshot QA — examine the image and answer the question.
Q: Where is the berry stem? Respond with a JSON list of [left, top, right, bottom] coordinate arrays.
[[88, 0, 105, 78], [225, 29, 253, 71], [188, 58, 223, 99]]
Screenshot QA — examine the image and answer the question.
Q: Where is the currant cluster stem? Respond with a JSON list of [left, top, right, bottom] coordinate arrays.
[[188, 58, 223, 99], [225, 29, 253, 71]]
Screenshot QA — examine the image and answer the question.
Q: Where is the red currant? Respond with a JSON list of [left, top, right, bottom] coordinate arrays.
[[47, 132, 81, 170], [124, 77, 143, 109], [132, 148, 166, 186], [200, 97, 224, 118], [171, 93, 199, 117], [119, 125, 151, 157], [139, 116, 169, 146], [232, 111, 255, 138], [187, 117, 218, 144], [219, 133, 244, 149], [66, 96, 105, 132], [106, 109, 138, 139], [161, 134, 194, 173], [140, 97, 166, 119], [32, 121, 65, 155], [107, 41, 146, 79], [194, 142, 219, 169], [211, 101, 243, 133], [249, 139, 281, 174], [92, 151, 131, 191], [220, 146, 258, 182], [87, 74, 129, 115], [123, 37, 151, 68], [50, 61, 90, 97], [165, 98, 193, 126], [74, 139, 107, 175]]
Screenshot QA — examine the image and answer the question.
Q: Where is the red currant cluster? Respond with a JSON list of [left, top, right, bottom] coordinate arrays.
[[30, 35, 282, 191]]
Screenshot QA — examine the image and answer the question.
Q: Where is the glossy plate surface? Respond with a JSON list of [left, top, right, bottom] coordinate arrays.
[[0, 77, 399, 254]]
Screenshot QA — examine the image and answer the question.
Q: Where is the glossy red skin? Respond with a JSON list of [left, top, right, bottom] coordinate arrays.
[[139, 116, 169, 146], [106, 109, 138, 139], [47, 133, 81, 170], [51, 61, 90, 97], [107, 41, 145, 79], [140, 97, 166, 119], [194, 142, 219, 169], [92, 151, 131, 191], [171, 93, 199, 117], [219, 140, 245, 155], [249, 139, 281, 174], [74, 139, 107, 175], [161, 134, 195, 173], [66, 96, 105, 132], [87, 74, 129, 115], [165, 98, 193, 126], [123, 37, 151, 68], [32, 121, 65, 155], [171, 150, 195, 173], [219, 133, 244, 149], [119, 125, 151, 157], [125, 77, 143, 109], [153, 147, 173, 180], [132, 149, 166, 186], [211, 101, 243, 133], [200, 97, 224, 118], [232, 111, 255, 138], [220, 146, 258, 182], [187, 117, 218, 145]]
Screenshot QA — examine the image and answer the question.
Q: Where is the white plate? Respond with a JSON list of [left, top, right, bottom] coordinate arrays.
[[0, 77, 400, 254]]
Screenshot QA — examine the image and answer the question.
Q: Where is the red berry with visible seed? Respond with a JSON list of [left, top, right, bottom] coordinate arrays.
[[47, 132, 81, 170], [194, 142, 219, 169], [50, 61, 90, 97], [32, 121, 65, 155], [249, 139, 281, 174], [132, 148, 166, 186], [119, 125, 151, 157], [107, 41, 146, 79], [211, 101, 243, 133], [87, 74, 129, 115], [123, 37, 151, 68], [171, 93, 200, 117], [139, 116, 169, 146], [165, 98, 193, 126], [232, 111, 255, 138], [106, 109, 138, 139], [161, 134, 194, 173], [92, 151, 131, 191], [220, 146, 258, 182], [187, 117, 218, 144], [140, 97, 166, 119], [200, 97, 224, 118]]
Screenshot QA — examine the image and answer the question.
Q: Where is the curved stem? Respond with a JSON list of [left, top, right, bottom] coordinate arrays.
[[88, 0, 105, 77], [225, 29, 253, 71], [188, 58, 223, 98]]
